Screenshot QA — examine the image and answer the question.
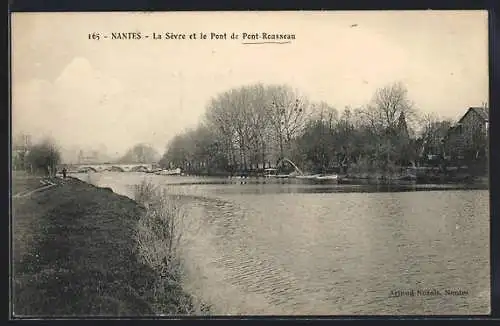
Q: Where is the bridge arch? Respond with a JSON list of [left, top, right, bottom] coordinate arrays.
[[79, 166, 97, 172], [110, 166, 125, 172], [130, 165, 148, 172]]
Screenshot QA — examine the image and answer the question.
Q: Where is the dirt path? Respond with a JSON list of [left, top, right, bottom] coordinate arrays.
[[12, 179, 58, 198]]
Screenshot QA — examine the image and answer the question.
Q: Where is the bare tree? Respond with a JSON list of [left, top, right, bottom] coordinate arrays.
[[353, 82, 418, 171], [206, 87, 253, 172], [121, 143, 160, 164], [311, 101, 339, 130], [363, 81, 417, 131], [25, 137, 61, 176], [205, 93, 238, 170], [244, 84, 272, 169], [267, 85, 309, 160], [203, 83, 309, 172]]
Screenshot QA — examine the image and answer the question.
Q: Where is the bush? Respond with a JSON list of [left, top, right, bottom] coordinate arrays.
[[134, 180, 158, 209], [133, 180, 211, 315]]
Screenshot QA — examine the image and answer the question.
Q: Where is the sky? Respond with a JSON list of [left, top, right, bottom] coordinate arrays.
[[11, 11, 488, 162]]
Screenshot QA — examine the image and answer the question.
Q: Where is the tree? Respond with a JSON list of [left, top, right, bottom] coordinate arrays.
[[367, 81, 416, 130], [419, 113, 453, 161], [204, 93, 238, 170], [293, 102, 338, 173], [334, 107, 355, 172], [203, 83, 310, 173], [160, 124, 226, 174], [296, 118, 332, 173], [268, 85, 309, 161], [245, 84, 272, 170], [12, 133, 32, 171], [205, 88, 249, 171], [162, 81, 438, 177], [25, 138, 61, 176], [357, 82, 417, 171], [160, 134, 192, 170], [120, 144, 160, 164]]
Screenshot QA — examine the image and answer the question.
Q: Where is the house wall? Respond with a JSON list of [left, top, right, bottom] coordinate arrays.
[[446, 110, 487, 159]]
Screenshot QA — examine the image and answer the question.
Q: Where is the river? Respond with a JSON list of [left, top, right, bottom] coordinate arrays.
[[74, 172, 490, 315]]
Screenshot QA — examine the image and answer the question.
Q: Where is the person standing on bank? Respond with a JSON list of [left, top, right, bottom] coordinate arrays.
[[62, 167, 67, 179]]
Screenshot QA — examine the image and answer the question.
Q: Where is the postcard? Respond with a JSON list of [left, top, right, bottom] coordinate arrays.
[[11, 11, 490, 317]]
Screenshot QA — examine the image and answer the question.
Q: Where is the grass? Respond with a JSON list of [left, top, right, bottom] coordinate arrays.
[[133, 180, 212, 315], [11, 171, 45, 195], [12, 177, 159, 316], [12, 174, 211, 317]]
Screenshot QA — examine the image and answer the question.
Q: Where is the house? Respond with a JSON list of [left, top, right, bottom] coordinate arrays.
[[12, 149, 26, 170], [12, 134, 32, 170], [77, 150, 100, 164], [444, 107, 489, 161]]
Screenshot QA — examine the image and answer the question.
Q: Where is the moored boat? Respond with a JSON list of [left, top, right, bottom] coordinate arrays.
[[156, 167, 182, 175], [147, 168, 163, 174], [294, 173, 339, 183], [314, 174, 338, 180], [263, 168, 279, 178], [296, 174, 321, 180]]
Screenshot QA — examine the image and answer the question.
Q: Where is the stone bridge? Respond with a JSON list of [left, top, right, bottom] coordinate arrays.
[[64, 163, 156, 173]]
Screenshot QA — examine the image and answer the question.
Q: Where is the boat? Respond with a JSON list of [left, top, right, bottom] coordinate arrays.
[[296, 174, 321, 180], [398, 174, 417, 181], [262, 168, 295, 180], [315, 174, 339, 181], [296, 174, 340, 183], [156, 168, 182, 175], [264, 167, 339, 182], [263, 168, 278, 178], [147, 168, 163, 174]]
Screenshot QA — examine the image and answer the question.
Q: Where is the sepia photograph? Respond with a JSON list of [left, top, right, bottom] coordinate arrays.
[[10, 11, 490, 316]]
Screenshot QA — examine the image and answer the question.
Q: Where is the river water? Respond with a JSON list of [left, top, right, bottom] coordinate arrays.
[[74, 172, 490, 315]]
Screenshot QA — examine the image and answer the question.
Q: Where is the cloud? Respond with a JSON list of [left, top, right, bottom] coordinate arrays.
[[12, 12, 488, 163], [54, 57, 123, 95], [12, 79, 55, 139], [13, 57, 127, 153], [13, 56, 192, 162]]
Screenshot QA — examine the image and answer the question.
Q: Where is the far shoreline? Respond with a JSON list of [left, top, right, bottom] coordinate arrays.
[[70, 171, 489, 192]]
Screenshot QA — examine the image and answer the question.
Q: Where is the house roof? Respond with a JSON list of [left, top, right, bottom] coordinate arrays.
[[458, 107, 489, 123], [444, 107, 488, 139]]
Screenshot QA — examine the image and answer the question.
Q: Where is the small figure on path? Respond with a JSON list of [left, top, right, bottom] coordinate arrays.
[[62, 168, 67, 179]]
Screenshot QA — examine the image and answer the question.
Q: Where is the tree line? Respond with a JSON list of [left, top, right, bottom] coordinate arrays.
[[118, 144, 160, 164], [13, 137, 61, 176], [12, 138, 160, 176], [159, 82, 487, 176], [12, 82, 486, 178]]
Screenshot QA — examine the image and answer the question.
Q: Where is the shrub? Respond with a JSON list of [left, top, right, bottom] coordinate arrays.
[[133, 180, 211, 315]]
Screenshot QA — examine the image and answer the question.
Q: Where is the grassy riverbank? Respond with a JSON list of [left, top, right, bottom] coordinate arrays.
[[11, 171, 47, 195], [12, 175, 199, 317]]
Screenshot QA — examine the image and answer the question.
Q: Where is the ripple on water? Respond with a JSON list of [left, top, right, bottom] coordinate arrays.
[[182, 190, 490, 315], [80, 174, 490, 315]]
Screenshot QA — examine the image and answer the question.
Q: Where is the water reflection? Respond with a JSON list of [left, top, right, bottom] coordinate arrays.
[[73, 172, 490, 315]]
